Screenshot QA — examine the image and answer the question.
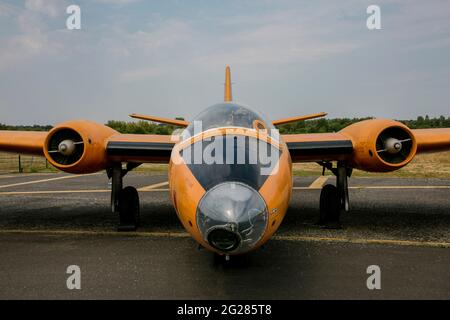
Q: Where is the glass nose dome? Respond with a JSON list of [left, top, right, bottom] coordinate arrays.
[[196, 182, 268, 254]]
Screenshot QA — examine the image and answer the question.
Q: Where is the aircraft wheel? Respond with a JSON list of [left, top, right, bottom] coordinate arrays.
[[319, 184, 341, 228], [118, 186, 140, 231]]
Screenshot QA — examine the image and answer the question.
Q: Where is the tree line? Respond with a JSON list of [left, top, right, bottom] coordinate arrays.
[[1, 115, 449, 134], [0, 124, 53, 131], [277, 115, 450, 134]]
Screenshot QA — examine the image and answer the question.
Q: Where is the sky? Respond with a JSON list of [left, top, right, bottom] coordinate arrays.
[[0, 0, 449, 125]]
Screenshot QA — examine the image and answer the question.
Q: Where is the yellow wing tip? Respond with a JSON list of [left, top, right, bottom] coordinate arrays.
[[129, 113, 189, 127], [272, 112, 328, 126]]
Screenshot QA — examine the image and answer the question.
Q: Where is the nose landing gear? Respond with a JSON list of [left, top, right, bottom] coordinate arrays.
[[318, 161, 352, 228], [108, 163, 141, 231]]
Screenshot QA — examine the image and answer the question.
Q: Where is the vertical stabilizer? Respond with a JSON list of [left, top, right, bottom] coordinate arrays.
[[224, 65, 232, 102]]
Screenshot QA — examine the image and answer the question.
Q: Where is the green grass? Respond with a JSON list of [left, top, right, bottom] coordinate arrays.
[[0, 153, 57, 174], [1, 151, 449, 178], [293, 151, 450, 179]]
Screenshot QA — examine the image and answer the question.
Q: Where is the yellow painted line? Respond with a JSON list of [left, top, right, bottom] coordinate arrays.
[[0, 229, 448, 249], [308, 176, 329, 189], [0, 175, 14, 179], [0, 173, 100, 189], [273, 235, 450, 248], [0, 229, 190, 238], [138, 181, 169, 191], [293, 186, 450, 190], [1, 186, 449, 195]]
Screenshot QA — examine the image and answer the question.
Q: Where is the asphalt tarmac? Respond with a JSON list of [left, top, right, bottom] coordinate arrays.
[[0, 172, 449, 299]]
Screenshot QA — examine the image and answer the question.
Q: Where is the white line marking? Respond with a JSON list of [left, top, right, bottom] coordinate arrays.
[[308, 176, 329, 189], [0, 173, 100, 189], [0, 173, 58, 177], [293, 186, 450, 190], [0, 189, 170, 195], [0, 190, 110, 195], [138, 181, 169, 191]]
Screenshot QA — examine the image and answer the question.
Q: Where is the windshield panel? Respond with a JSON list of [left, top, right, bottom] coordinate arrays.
[[183, 103, 275, 139]]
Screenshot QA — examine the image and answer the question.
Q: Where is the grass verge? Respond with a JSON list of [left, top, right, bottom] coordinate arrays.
[[1, 151, 449, 178]]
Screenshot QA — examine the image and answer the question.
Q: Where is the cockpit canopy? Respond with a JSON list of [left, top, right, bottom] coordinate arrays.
[[182, 103, 275, 139]]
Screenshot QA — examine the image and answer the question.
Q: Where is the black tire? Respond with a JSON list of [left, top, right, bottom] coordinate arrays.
[[118, 186, 140, 230], [319, 184, 340, 226]]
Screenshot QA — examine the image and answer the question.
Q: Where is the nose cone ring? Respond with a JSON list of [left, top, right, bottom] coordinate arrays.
[[196, 182, 268, 254]]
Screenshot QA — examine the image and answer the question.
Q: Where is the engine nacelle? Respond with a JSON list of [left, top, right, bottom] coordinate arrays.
[[340, 119, 417, 172], [43, 120, 118, 174]]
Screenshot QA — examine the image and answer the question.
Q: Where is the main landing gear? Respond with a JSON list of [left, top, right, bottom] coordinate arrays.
[[318, 161, 352, 228], [107, 163, 141, 231]]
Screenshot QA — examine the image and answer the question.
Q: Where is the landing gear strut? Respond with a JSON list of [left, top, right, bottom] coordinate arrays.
[[318, 161, 351, 228], [107, 163, 141, 231]]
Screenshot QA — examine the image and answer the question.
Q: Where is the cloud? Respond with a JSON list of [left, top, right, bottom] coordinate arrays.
[[114, 20, 193, 82], [0, 29, 65, 71], [0, 1, 69, 71], [120, 65, 170, 82], [1, 0, 450, 123], [384, 0, 450, 51], [127, 20, 191, 52], [114, 7, 361, 82], [197, 15, 360, 66], [2, 1, 448, 76], [24, 0, 64, 17], [94, 0, 142, 5], [0, 3, 18, 17]]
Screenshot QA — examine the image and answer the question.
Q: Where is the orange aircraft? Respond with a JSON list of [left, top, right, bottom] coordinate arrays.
[[1, 66, 449, 257]]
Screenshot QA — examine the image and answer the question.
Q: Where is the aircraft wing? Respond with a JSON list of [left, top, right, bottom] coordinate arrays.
[[282, 132, 353, 162], [412, 128, 450, 153], [106, 134, 176, 163], [283, 127, 450, 165], [0, 125, 176, 174], [0, 131, 47, 155]]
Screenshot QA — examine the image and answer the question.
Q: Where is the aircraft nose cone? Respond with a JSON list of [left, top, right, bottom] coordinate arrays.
[[196, 182, 268, 254]]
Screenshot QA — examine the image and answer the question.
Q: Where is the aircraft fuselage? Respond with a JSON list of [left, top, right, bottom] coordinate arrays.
[[168, 103, 293, 255]]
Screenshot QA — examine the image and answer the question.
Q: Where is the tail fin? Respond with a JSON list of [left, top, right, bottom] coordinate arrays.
[[224, 65, 232, 102]]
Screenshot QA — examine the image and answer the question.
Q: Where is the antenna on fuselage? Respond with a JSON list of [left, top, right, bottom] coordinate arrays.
[[224, 65, 232, 102]]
